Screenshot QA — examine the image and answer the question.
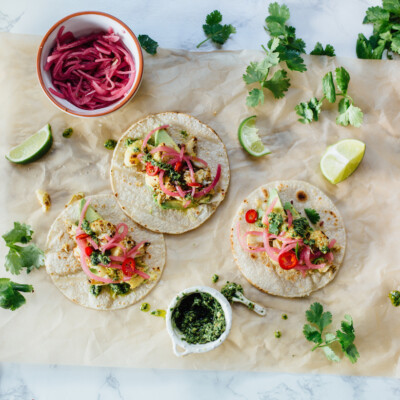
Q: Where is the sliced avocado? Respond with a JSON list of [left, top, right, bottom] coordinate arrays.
[[79, 199, 103, 222], [267, 188, 284, 214], [158, 194, 212, 210], [154, 129, 180, 152], [283, 201, 301, 218]]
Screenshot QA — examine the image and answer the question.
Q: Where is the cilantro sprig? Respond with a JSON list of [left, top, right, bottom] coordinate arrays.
[[2, 222, 44, 275], [303, 302, 360, 364], [138, 34, 159, 55], [295, 66, 364, 127], [197, 10, 236, 48], [0, 278, 34, 311], [305, 208, 320, 224], [357, 1, 400, 59], [244, 3, 306, 107]]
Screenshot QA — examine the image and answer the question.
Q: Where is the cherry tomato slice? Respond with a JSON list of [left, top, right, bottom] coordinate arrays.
[[278, 252, 297, 270], [146, 162, 159, 176], [76, 233, 89, 240], [245, 209, 258, 224], [122, 257, 136, 277], [187, 182, 202, 187], [85, 246, 93, 256], [174, 161, 183, 172]]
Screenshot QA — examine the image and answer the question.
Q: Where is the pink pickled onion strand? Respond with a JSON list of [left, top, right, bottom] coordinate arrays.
[[150, 145, 179, 156], [183, 200, 191, 208], [78, 199, 91, 229], [109, 256, 126, 262], [123, 269, 150, 281], [158, 170, 180, 197], [142, 125, 170, 149], [262, 197, 277, 225], [302, 247, 326, 269], [286, 209, 293, 228], [244, 231, 263, 237], [324, 251, 334, 263], [193, 164, 221, 198], [328, 239, 336, 249], [175, 185, 186, 198], [278, 242, 298, 256], [189, 156, 208, 167], [236, 222, 266, 253], [87, 237, 99, 250], [126, 241, 147, 258], [185, 157, 196, 182], [179, 145, 185, 162], [262, 230, 280, 262]]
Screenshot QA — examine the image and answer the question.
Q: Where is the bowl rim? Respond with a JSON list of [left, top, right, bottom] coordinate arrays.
[[165, 286, 233, 357], [36, 10, 144, 118]]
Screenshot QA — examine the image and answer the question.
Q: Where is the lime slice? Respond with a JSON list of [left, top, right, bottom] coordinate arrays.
[[320, 139, 366, 184], [238, 115, 271, 157], [6, 124, 53, 164]]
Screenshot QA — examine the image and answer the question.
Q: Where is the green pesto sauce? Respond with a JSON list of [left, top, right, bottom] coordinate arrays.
[[141, 302, 151, 312], [151, 309, 166, 318], [172, 292, 226, 345]]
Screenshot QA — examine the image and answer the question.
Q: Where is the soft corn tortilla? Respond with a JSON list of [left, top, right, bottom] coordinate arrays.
[[110, 112, 230, 234], [231, 181, 346, 298], [45, 194, 165, 310]]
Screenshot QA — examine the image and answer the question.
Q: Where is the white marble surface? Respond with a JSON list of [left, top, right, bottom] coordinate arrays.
[[1, 0, 400, 398]]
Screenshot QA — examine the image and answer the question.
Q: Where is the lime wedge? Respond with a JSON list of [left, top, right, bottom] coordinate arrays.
[[6, 124, 53, 164], [238, 115, 271, 157], [320, 139, 366, 184]]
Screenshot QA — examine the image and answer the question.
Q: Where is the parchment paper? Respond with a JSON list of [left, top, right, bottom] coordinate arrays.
[[1, 33, 399, 377]]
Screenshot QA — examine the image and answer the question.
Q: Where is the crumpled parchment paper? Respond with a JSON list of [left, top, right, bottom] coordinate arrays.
[[0, 33, 399, 377]]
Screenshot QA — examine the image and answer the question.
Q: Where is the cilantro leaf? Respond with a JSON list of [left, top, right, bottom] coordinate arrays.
[[243, 53, 279, 85], [391, 32, 400, 52], [304, 208, 320, 224], [262, 69, 290, 99], [336, 103, 364, 128], [306, 302, 332, 332], [310, 42, 336, 56], [303, 324, 322, 344], [335, 67, 350, 94], [276, 46, 307, 72], [383, 0, 400, 14], [206, 10, 222, 25], [0, 278, 34, 311], [336, 315, 360, 364], [2, 223, 44, 275], [364, 6, 390, 23], [266, 3, 290, 26], [2, 222, 33, 246], [197, 10, 236, 48], [295, 97, 322, 124], [246, 88, 264, 107], [322, 72, 336, 103], [138, 34, 158, 55]]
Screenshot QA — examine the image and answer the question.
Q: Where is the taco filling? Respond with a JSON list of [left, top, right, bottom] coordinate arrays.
[[236, 188, 340, 277], [123, 125, 222, 210], [68, 198, 153, 298]]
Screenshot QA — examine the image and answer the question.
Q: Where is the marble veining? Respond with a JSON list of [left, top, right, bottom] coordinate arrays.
[[0, 0, 400, 398]]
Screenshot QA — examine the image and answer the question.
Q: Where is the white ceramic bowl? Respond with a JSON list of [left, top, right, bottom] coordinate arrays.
[[166, 286, 232, 357], [37, 11, 143, 118]]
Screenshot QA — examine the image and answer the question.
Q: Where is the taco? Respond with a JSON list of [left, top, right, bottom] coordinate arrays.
[[110, 112, 230, 234], [45, 194, 165, 310], [231, 181, 346, 298]]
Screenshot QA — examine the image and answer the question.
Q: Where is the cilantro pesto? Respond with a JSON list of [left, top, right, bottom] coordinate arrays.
[[171, 292, 226, 344]]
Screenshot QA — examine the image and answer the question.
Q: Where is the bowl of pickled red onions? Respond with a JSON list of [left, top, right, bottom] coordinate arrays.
[[37, 11, 143, 117]]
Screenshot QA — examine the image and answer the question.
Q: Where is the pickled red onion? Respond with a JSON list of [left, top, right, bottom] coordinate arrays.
[[193, 164, 221, 198]]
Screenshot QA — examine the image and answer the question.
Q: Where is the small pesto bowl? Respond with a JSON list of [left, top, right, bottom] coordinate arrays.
[[166, 286, 232, 357]]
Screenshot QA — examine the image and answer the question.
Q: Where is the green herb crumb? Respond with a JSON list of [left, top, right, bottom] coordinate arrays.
[[389, 290, 400, 307], [104, 139, 117, 150], [212, 274, 219, 283], [140, 302, 151, 312], [282, 314, 288, 320], [275, 331, 282, 338], [62, 128, 73, 138]]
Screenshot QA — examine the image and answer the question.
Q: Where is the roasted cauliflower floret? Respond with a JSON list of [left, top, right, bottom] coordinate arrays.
[[309, 230, 329, 251], [186, 136, 197, 156], [195, 168, 211, 184], [90, 219, 116, 238]]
